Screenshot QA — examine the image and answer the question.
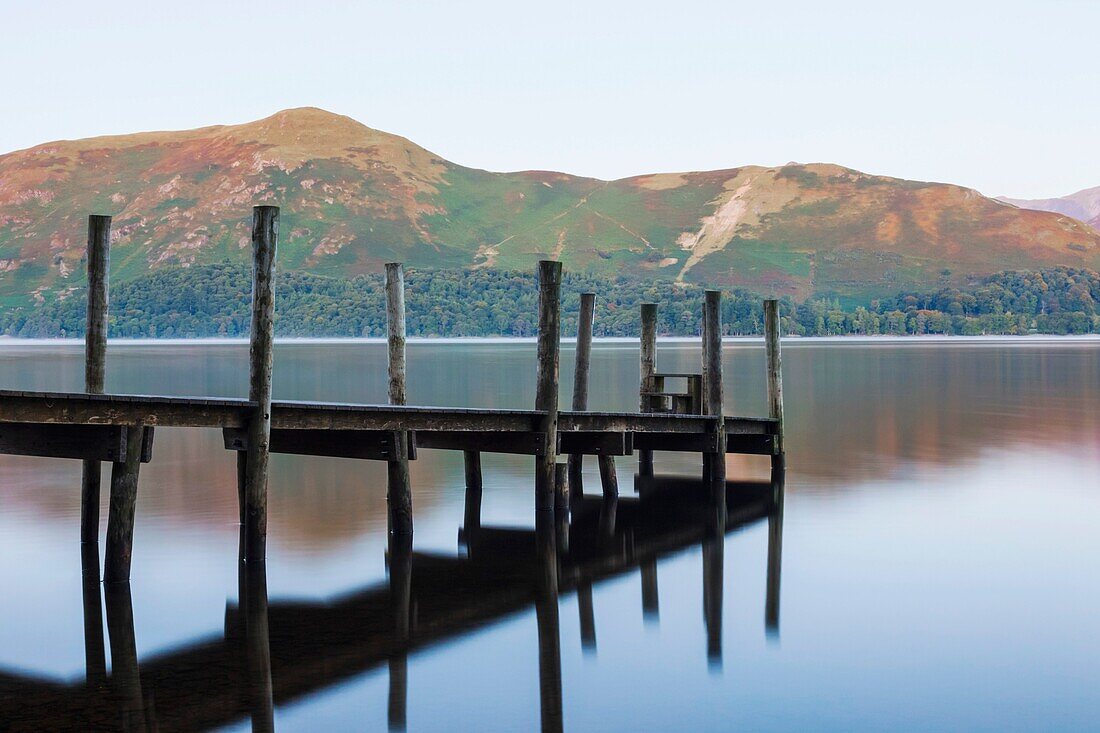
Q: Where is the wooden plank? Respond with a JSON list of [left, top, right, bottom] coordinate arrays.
[[271, 401, 543, 432], [0, 423, 126, 462], [632, 432, 718, 453], [0, 390, 251, 427], [560, 411, 717, 434], [558, 431, 632, 456], [223, 427, 402, 460], [408, 430, 547, 456]]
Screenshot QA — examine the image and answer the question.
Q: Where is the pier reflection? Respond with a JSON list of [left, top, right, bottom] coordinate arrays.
[[0, 472, 783, 732]]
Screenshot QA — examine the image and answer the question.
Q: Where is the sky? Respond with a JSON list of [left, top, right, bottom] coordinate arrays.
[[0, 0, 1096, 199]]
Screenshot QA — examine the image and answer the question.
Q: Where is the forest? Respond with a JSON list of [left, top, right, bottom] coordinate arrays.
[[2, 264, 1098, 338]]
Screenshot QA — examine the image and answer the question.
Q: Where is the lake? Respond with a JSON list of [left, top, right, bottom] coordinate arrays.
[[1, 338, 1098, 732]]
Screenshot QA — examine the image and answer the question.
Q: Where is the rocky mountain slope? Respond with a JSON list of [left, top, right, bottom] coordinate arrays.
[[999, 186, 1100, 233], [2, 107, 1097, 306]]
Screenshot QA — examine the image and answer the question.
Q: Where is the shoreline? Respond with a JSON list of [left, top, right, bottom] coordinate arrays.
[[0, 334, 1098, 347]]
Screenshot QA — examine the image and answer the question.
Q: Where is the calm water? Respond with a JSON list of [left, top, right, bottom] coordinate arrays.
[[1, 338, 1098, 732]]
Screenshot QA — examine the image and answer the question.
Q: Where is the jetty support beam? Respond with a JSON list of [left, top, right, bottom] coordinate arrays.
[[702, 290, 726, 524]]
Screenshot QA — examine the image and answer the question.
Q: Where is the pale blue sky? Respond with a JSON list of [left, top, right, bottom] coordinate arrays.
[[1, 0, 1095, 198]]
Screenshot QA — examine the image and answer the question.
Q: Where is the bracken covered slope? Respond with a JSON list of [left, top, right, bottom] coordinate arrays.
[[2, 107, 1098, 306]]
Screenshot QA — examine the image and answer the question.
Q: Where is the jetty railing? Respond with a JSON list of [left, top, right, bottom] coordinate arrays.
[[0, 205, 786, 581]]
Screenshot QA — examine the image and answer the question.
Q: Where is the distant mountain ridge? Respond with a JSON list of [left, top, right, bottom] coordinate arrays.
[[1, 107, 1098, 307], [998, 186, 1100, 232]]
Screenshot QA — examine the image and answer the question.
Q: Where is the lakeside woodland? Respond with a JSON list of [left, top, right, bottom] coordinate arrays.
[[2, 264, 1098, 338]]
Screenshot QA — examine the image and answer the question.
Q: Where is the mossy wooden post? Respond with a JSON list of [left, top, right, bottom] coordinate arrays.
[[385, 263, 413, 536], [103, 426, 143, 583], [763, 299, 786, 472], [243, 205, 278, 563], [535, 260, 562, 516], [535, 514, 563, 733], [81, 214, 110, 545], [567, 293, 595, 496], [702, 291, 726, 523], [638, 303, 657, 477]]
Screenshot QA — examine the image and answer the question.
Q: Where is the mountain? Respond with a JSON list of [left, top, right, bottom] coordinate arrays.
[[2, 107, 1098, 307], [998, 186, 1100, 233]]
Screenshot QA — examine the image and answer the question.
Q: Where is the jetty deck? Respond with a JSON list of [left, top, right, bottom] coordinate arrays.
[[0, 206, 787, 583]]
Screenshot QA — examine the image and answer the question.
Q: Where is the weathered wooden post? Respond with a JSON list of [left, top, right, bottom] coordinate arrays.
[[103, 582, 146, 728], [578, 580, 596, 653], [765, 469, 785, 638], [242, 205, 278, 563], [388, 534, 412, 731], [567, 293, 595, 495], [638, 303, 657, 476], [240, 556, 274, 733], [463, 450, 483, 533], [103, 431, 144, 582], [535, 515, 563, 733], [535, 260, 563, 516], [386, 263, 413, 536], [641, 559, 659, 622], [703, 534, 724, 669], [81, 544, 107, 689], [763, 299, 785, 471], [81, 214, 110, 545], [702, 290, 726, 523]]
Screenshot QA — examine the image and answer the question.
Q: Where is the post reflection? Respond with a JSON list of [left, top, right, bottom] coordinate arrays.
[[1, 468, 784, 732]]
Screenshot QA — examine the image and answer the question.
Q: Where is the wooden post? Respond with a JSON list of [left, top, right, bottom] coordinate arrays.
[[703, 535, 723, 669], [702, 291, 726, 522], [567, 293, 595, 496], [386, 263, 413, 536], [81, 214, 111, 545], [766, 466, 785, 638], [597, 455, 618, 499], [240, 557, 274, 733], [463, 450, 483, 533], [638, 303, 657, 477], [81, 543, 107, 689], [103, 582, 146, 729], [764, 299, 785, 462], [103, 426, 143, 583], [242, 205, 278, 562], [578, 580, 596, 653], [535, 261, 562, 515], [641, 559, 659, 622], [388, 534, 412, 731], [535, 515, 563, 733]]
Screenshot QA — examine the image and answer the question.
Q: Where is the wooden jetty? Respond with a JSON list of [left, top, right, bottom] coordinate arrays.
[[0, 206, 787, 580], [0, 475, 784, 732]]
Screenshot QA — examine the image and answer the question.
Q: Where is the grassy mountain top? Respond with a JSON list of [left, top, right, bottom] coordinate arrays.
[[2, 108, 1098, 309]]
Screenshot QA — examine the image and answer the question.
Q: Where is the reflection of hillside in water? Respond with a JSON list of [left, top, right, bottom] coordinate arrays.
[[0, 341, 1097, 546]]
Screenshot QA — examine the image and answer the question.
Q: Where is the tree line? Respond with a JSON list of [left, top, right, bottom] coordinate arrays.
[[2, 263, 1098, 338]]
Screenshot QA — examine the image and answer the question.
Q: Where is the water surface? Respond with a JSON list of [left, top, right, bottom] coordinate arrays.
[[0, 339, 1098, 731]]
